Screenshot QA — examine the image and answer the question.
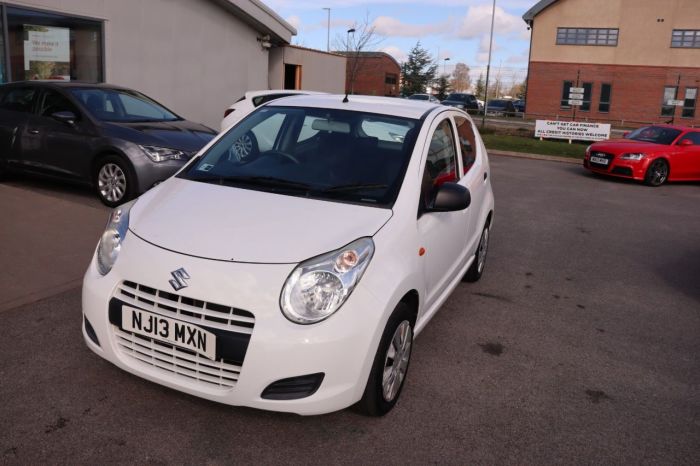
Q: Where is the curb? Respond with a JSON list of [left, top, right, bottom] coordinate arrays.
[[488, 149, 582, 165]]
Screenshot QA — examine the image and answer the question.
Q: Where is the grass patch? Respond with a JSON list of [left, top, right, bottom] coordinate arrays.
[[482, 134, 587, 158]]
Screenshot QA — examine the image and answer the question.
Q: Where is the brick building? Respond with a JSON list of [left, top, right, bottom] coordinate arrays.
[[523, 0, 700, 127], [337, 51, 401, 97]]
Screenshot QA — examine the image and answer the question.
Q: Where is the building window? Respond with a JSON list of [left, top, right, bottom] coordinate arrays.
[[385, 73, 397, 85], [671, 30, 700, 48], [661, 86, 678, 117], [580, 82, 593, 111], [5, 6, 103, 82], [556, 28, 618, 46], [599, 83, 612, 113], [560, 80, 573, 108], [682, 88, 697, 118]]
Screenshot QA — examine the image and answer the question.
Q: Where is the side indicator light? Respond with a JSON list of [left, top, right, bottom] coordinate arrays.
[[419, 247, 426, 256]]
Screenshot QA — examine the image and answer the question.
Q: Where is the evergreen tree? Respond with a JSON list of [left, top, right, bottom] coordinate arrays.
[[474, 73, 486, 101], [400, 42, 438, 96], [436, 75, 452, 101]]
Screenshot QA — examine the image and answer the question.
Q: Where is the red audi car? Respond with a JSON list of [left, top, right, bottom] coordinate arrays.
[[583, 125, 700, 186]]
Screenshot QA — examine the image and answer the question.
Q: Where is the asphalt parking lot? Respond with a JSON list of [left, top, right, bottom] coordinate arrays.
[[1, 156, 698, 465]]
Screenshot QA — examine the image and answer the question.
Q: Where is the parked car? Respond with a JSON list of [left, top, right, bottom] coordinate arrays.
[[442, 93, 480, 113], [221, 90, 325, 132], [513, 99, 526, 113], [0, 81, 216, 206], [82, 94, 495, 416], [407, 93, 440, 103], [584, 124, 700, 186], [485, 99, 516, 117]]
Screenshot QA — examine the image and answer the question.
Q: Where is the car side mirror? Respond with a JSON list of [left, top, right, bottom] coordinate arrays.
[[429, 182, 471, 212], [51, 111, 77, 126], [623, 131, 630, 138], [679, 138, 694, 146]]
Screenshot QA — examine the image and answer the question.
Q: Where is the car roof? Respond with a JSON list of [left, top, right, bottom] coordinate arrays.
[[266, 94, 441, 119], [243, 89, 326, 99]]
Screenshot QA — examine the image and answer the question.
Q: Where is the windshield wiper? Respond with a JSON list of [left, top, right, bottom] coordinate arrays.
[[191, 175, 314, 191], [319, 183, 388, 193]]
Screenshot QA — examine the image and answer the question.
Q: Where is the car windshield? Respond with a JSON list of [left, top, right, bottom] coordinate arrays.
[[70, 88, 180, 122], [408, 95, 429, 100], [180, 106, 419, 207], [445, 94, 468, 102], [626, 126, 682, 145]]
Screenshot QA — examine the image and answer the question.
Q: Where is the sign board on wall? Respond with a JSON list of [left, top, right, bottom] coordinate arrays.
[[23, 24, 70, 80], [535, 120, 611, 142]]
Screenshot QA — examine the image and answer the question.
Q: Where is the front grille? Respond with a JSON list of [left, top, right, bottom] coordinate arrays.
[[611, 166, 633, 176], [116, 281, 254, 334], [113, 326, 241, 389], [261, 373, 325, 400]]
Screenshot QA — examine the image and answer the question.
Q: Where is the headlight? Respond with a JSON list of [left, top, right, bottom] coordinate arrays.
[[96, 200, 136, 275], [620, 153, 646, 160], [139, 145, 185, 162], [280, 237, 375, 324]]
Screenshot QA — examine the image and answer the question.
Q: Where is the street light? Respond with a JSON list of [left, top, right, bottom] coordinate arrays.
[[322, 8, 330, 52], [443, 57, 450, 75], [482, 0, 496, 128], [347, 28, 356, 95]]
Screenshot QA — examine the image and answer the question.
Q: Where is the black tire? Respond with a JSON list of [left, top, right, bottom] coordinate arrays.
[[94, 155, 136, 207], [644, 159, 669, 187], [463, 222, 490, 283], [357, 302, 414, 416]]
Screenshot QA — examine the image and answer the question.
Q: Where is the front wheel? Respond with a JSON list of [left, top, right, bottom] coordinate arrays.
[[644, 159, 669, 187], [94, 155, 136, 207], [464, 223, 490, 282], [357, 303, 414, 416]]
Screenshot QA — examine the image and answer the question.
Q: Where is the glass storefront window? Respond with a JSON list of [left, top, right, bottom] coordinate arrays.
[[5, 6, 103, 82]]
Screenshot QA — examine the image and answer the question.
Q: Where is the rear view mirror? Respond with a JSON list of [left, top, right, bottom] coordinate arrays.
[[51, 111, 77, 126], [311, 119, 350, 134], [429, 182, 471, 212]]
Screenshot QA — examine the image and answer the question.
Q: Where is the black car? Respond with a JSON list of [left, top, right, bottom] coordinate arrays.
[[0, 82, 216, 206], [486, 99, 517, 117], [441, 93, 480, 113], [513, 99, 526, 113]]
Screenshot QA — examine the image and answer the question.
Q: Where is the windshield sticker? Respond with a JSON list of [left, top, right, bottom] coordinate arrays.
[[198, 163, 214, 172]]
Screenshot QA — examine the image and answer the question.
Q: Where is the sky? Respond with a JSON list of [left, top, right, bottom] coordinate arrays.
[[264, 0, 536, 85]]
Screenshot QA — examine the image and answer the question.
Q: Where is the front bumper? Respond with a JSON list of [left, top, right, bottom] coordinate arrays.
[[82, 233, 384, 415], [583, 154, 648, 180]]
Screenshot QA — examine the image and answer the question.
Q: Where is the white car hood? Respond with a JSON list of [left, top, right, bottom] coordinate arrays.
[[129, 178, 392, 264]]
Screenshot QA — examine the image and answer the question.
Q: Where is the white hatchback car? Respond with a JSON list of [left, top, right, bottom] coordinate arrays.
[[82, 95, 495, 416], [221, 90, 324, 132]]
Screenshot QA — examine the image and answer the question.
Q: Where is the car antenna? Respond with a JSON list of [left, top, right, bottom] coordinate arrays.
[[343, 93, 349, 103]]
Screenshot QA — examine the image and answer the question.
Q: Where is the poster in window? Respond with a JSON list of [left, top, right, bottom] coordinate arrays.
[[23, 24, 71, 81]]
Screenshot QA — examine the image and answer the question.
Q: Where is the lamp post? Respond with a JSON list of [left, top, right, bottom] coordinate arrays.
[[322, 8, 330, 52], [347, 28, 356, 94], [481, 0, 496, 128], [443, 57, 450, 75]]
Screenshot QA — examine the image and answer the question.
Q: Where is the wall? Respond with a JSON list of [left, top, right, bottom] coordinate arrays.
[[526, 62, 700, 126], [4, 0, 273, 128], [268, 46, 345, 93], [346, 54, 401, 97], [530, 0, 700, 67]]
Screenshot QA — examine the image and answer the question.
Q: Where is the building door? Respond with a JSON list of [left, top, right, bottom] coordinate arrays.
[[284, 64, 301, 90]]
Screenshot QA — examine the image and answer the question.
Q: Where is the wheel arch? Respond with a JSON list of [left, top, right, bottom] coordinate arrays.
[[91, 149, 139, 188]]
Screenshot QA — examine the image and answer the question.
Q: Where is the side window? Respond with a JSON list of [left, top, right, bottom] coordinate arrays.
[[425, 119, 458, 185], [0, 87, 36, 113], [680, 132, 700, 145], [250, 112, 286, 152], [39, 90, 79, 118], [454, 116, 477, 175]]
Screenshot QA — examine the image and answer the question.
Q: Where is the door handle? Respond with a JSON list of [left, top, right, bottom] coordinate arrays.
[[28, 129, 40, 135], [484, 172, 488, 180]]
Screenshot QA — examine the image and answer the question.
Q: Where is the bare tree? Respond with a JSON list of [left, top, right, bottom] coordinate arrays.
[[450, 63, 471, 93], [333, 13, 383, 94]]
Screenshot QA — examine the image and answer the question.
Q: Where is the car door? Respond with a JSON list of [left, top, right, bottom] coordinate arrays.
[[0, 86, 37, 168], [453, 114, 488, 252], [416, 116, 471, 312], [674, 132, 700, 179], [21, 87, 94, 180]]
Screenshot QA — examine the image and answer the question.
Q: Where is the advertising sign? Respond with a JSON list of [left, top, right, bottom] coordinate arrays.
[[535, 120, 611, 142], [23, 24, 70, 80]]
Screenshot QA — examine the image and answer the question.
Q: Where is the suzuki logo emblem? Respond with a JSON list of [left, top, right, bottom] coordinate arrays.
[[169, 268, 190, 291]]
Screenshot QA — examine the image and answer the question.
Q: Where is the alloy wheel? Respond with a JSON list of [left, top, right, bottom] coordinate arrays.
[[98, 163, 127, 203], [382, 320, 412, 402], [477, 227, 489, 273], [649, 160, 668, 186]]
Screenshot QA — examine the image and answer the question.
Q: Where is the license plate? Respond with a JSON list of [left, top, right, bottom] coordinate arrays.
[[590, 155, 609, 165], [122, 306, 216, 360]]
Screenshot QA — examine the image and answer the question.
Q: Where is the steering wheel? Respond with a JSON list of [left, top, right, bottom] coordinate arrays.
[[261, 150, 300, 165]]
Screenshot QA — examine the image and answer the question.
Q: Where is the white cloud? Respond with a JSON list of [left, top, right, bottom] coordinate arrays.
[[456, 4, 527, 39], [285, 15, 301, 30], [381, 45, 407, 62], [371, 16, 453, 38]]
